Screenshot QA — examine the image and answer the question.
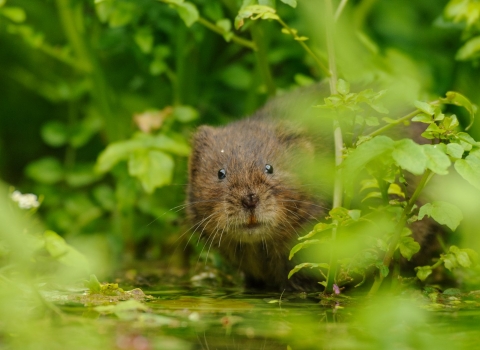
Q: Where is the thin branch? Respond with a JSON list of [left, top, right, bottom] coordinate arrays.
[[276, 17, 330, 77], [197, 17, 257, 50]]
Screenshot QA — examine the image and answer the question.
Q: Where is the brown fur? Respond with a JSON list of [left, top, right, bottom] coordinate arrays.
[[187, 115, 328, 290]]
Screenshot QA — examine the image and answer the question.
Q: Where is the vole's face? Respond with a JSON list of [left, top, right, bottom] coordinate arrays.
[[188, 122, 317, 245]]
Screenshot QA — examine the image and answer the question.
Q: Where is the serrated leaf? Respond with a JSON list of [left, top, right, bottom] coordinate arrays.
[[398, 236, 420, 261], [414, 100, 435, 115], [128, 150, 174, 193], [418, 201, 463, 231], [446, 143, 464, 159], [288, 262, 328, 279], [454, 149, 480, 190], [392, 139, 427, 175], [415, 266, 432, 281], [422, 144, 451, 175]]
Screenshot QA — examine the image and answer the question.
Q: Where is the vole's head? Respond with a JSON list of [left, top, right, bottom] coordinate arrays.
[[187, 119, 323, 245]]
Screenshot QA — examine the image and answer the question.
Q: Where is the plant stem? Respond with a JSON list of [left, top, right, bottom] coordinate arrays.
[[368, 169, 433, 296], [276, 17, 330, 77], [55, 0, 121, 141], [366, 109, 422, 138], [324, 0, 343, 295], [250, 22, 276, 96], [197, 17, 257, 50], [335, 0, 349, 21]]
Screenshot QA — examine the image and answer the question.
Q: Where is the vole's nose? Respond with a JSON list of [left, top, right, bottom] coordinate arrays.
[[242, 193, 259, 209]]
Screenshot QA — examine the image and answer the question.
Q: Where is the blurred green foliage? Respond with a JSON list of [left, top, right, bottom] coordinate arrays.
[[2, 0, 480, 349], [1, 0, 480, 277]]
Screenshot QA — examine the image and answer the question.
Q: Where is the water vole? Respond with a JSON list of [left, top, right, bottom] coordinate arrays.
[[187, 94, 334, 290]]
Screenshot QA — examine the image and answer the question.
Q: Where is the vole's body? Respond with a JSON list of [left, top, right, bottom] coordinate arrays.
[[187, 105, 330, 290], [187, 88, 439, 291]]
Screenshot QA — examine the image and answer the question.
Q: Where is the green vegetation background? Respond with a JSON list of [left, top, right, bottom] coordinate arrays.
[[1, 0, 480, 276]]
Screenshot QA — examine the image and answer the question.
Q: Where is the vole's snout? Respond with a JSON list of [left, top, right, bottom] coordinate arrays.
[[241, 193, 259, 210]]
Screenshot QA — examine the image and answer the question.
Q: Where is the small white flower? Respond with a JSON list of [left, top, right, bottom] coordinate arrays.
[[10, 190, 40, 209]]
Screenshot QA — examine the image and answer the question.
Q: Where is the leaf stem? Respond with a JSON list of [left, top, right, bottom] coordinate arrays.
[[276, 17, 330, 77], [197, 17, 257, 50], [366, 109, 422, 138], [368, 169, 433, 296]]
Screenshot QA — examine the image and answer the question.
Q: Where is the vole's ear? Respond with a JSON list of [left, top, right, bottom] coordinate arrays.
[[192, 125, 216, 142]]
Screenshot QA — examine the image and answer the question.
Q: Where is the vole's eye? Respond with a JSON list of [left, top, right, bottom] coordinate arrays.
[[218, 169, 226, 180], [265, 164, 274, 174]]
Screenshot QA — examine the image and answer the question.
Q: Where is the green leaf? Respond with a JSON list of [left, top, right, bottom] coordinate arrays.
[[134, 27, 154, 54], [280, 0, 297, 8], [26, 157, 64, 184], [411, 113, 433, 123], [422, 144, 451, 175], [446, 143, 464, 159], [392, 139, 427, 175], [128, 150, 174, 193], [1, 7, 26, 22], [41, 121, 68, 147], [440, 91, 476, 130], [398, 236, 420, 261], [337, 79, 350, 95], [216, 18, 233, 42], [415, 266, 432, 281], [418, 201, 463, 231], [95, 133, 190, 174], [343, 136, 395, 185], [449, 246, 472, 268], [176, 2, 199, 27], [84, 274, 102, 293], [65, 163, 100, 187], [348, 210, 361, 221], [456, 35, 480, 61], [172, 105, 199, 123], [365, 117, 379, 126], [299, 222, 334, 240], [288, 262, 328, 279], [289, 239, 323, 260], [454, 149, 480, 190], [443, 252, 457, 271], [108, 1, 136, 27], [375, 262, 389, 277], [414, 101, 435, 115], [44, 230, 89, 270]]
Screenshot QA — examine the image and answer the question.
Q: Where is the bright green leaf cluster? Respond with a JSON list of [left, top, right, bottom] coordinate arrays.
[[95, 132, 190, 193], [317, 79, 389, 114]]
